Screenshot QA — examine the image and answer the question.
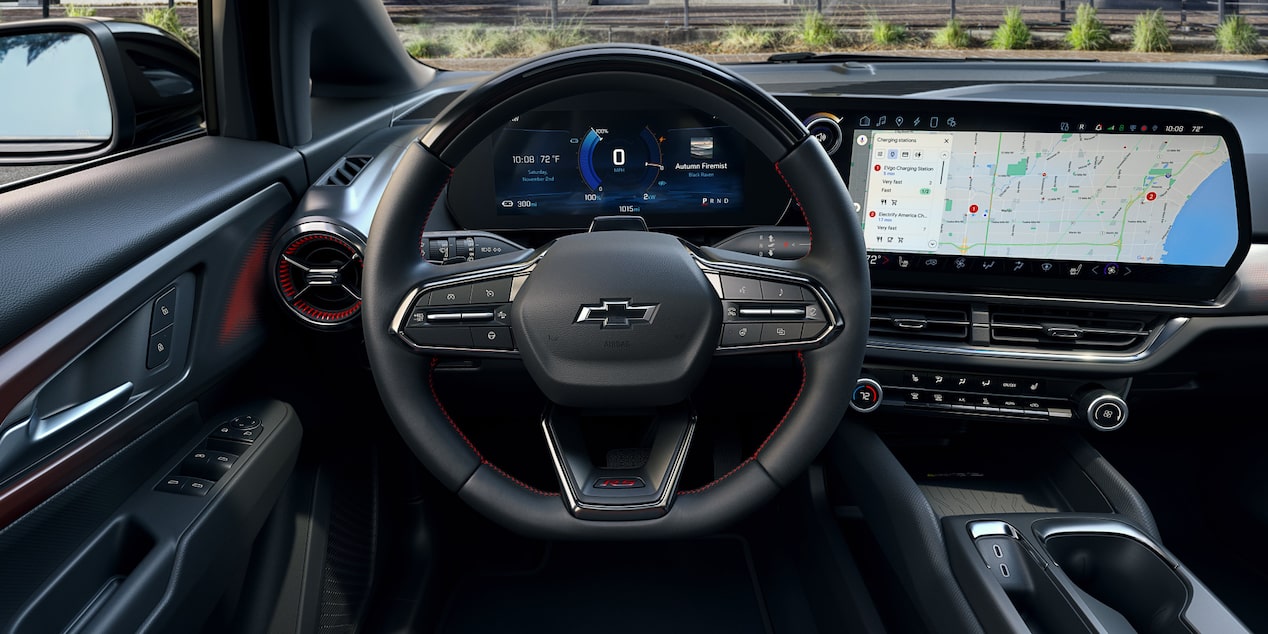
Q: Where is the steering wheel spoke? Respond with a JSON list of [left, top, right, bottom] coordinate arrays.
[[692, 248, 843, 355], [390, 252, 541, 356]]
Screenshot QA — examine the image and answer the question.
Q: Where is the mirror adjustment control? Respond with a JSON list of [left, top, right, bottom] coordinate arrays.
[[850, 378, 883, 413], [1080, 390, 1128, 431]]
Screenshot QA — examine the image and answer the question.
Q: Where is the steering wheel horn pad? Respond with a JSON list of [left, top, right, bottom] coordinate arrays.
[[513, 231, 721, 408]]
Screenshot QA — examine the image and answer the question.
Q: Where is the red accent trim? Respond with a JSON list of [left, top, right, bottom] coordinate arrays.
[[277, 233, 363, 322], [219, 232, 271, 346], [774, 161, 812, 256], [427, 358, 559, 497], [678, 351, 807, 495], [419, 165, 455, 258]]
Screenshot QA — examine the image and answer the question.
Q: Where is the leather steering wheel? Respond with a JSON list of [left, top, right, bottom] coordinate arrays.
[[363, 45, 869, 539]]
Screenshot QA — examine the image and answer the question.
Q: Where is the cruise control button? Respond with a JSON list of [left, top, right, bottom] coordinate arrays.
[[760, 280, 803, 301], [470, 278, 512, 304], [760, 323, 802, 343], [720, 276, 760, 300], [721, 323, 759, 346], [473, 326, 513, 350], [430, 285, 471, 305]]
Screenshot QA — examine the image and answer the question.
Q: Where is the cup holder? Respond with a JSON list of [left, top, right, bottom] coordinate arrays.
[[1044, 532, 1190, 634]]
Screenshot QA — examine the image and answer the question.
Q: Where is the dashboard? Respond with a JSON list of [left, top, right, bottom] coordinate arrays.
[[449, 92, 1251, 304], [269, 58, 1268, 428]]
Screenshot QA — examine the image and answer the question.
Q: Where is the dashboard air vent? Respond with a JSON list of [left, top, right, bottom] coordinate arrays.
[[989, 307, 1156, 352], [274, 231, 364, 328], [870, 300, 971, 342], [320, 155, 372, 187]]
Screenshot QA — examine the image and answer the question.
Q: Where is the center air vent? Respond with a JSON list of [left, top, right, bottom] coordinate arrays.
[[870, 300, 971, 342], [320, 155, 372, 187], [273, 226, 364, 328], [989, 307, 1157, 352]]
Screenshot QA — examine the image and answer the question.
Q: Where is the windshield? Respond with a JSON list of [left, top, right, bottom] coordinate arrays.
[[395, 1, 1266, 70]]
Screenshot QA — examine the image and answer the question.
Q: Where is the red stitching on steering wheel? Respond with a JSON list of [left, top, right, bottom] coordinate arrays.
[[428, 358, 560, 497], [677, 351, 806, 495]]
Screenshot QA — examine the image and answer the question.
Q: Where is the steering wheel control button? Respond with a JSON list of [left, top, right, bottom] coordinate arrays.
[[721, 323, 759, 346], [470, 277, 512, 303], [404, 326, 473, 348], [430, 285, 472, 305], [720, 275, 760, 299], [150, 287, 177, 334], [850, 378, 883, 413], [760, 280, 803, 302], [760, 323, 803, 343], [473, 326, 513, 350]]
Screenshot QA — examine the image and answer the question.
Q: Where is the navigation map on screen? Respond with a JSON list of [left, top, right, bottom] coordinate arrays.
[[850, 130, 1236, 267]]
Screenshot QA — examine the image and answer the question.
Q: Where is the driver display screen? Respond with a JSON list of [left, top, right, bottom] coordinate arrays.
[[846, 128, 1239, 269], [490, 109, 746, 218]]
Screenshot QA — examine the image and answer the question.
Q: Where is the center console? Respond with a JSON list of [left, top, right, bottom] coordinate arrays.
[[831, 420, 1252, 634]]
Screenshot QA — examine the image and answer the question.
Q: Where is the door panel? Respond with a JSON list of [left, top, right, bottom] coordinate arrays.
[[0, 134, 308, 631]]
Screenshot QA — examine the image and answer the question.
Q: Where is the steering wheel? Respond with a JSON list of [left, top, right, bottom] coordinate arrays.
[[363, 45, 869, 539]]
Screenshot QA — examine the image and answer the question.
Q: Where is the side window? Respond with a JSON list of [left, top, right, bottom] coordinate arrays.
[[0, 18, 202, 190]]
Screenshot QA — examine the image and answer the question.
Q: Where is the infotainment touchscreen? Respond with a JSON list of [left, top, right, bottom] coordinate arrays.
[[783, 96, 1250, 301], [847, 129, 1236, 268]]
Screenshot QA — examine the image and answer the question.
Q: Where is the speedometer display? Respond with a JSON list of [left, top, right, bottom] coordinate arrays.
[[491, 110, 745, 217]]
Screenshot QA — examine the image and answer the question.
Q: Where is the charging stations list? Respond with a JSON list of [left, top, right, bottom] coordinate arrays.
[[863, 132, 953, 253]]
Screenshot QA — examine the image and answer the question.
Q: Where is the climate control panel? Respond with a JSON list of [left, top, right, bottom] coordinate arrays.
[[851, 367, 1130, 430]]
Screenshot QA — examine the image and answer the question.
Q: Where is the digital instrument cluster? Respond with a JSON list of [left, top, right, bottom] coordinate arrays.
[[446, 97, 787, 230]]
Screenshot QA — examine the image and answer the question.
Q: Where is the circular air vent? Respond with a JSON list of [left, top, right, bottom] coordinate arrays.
[[273, 224, 364, 328]]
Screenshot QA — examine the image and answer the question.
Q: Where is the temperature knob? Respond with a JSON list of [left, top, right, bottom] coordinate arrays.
[[850, 378, 883, 414]]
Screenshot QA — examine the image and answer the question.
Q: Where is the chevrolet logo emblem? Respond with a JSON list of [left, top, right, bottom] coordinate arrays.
[[575, 299, 659, 329]]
